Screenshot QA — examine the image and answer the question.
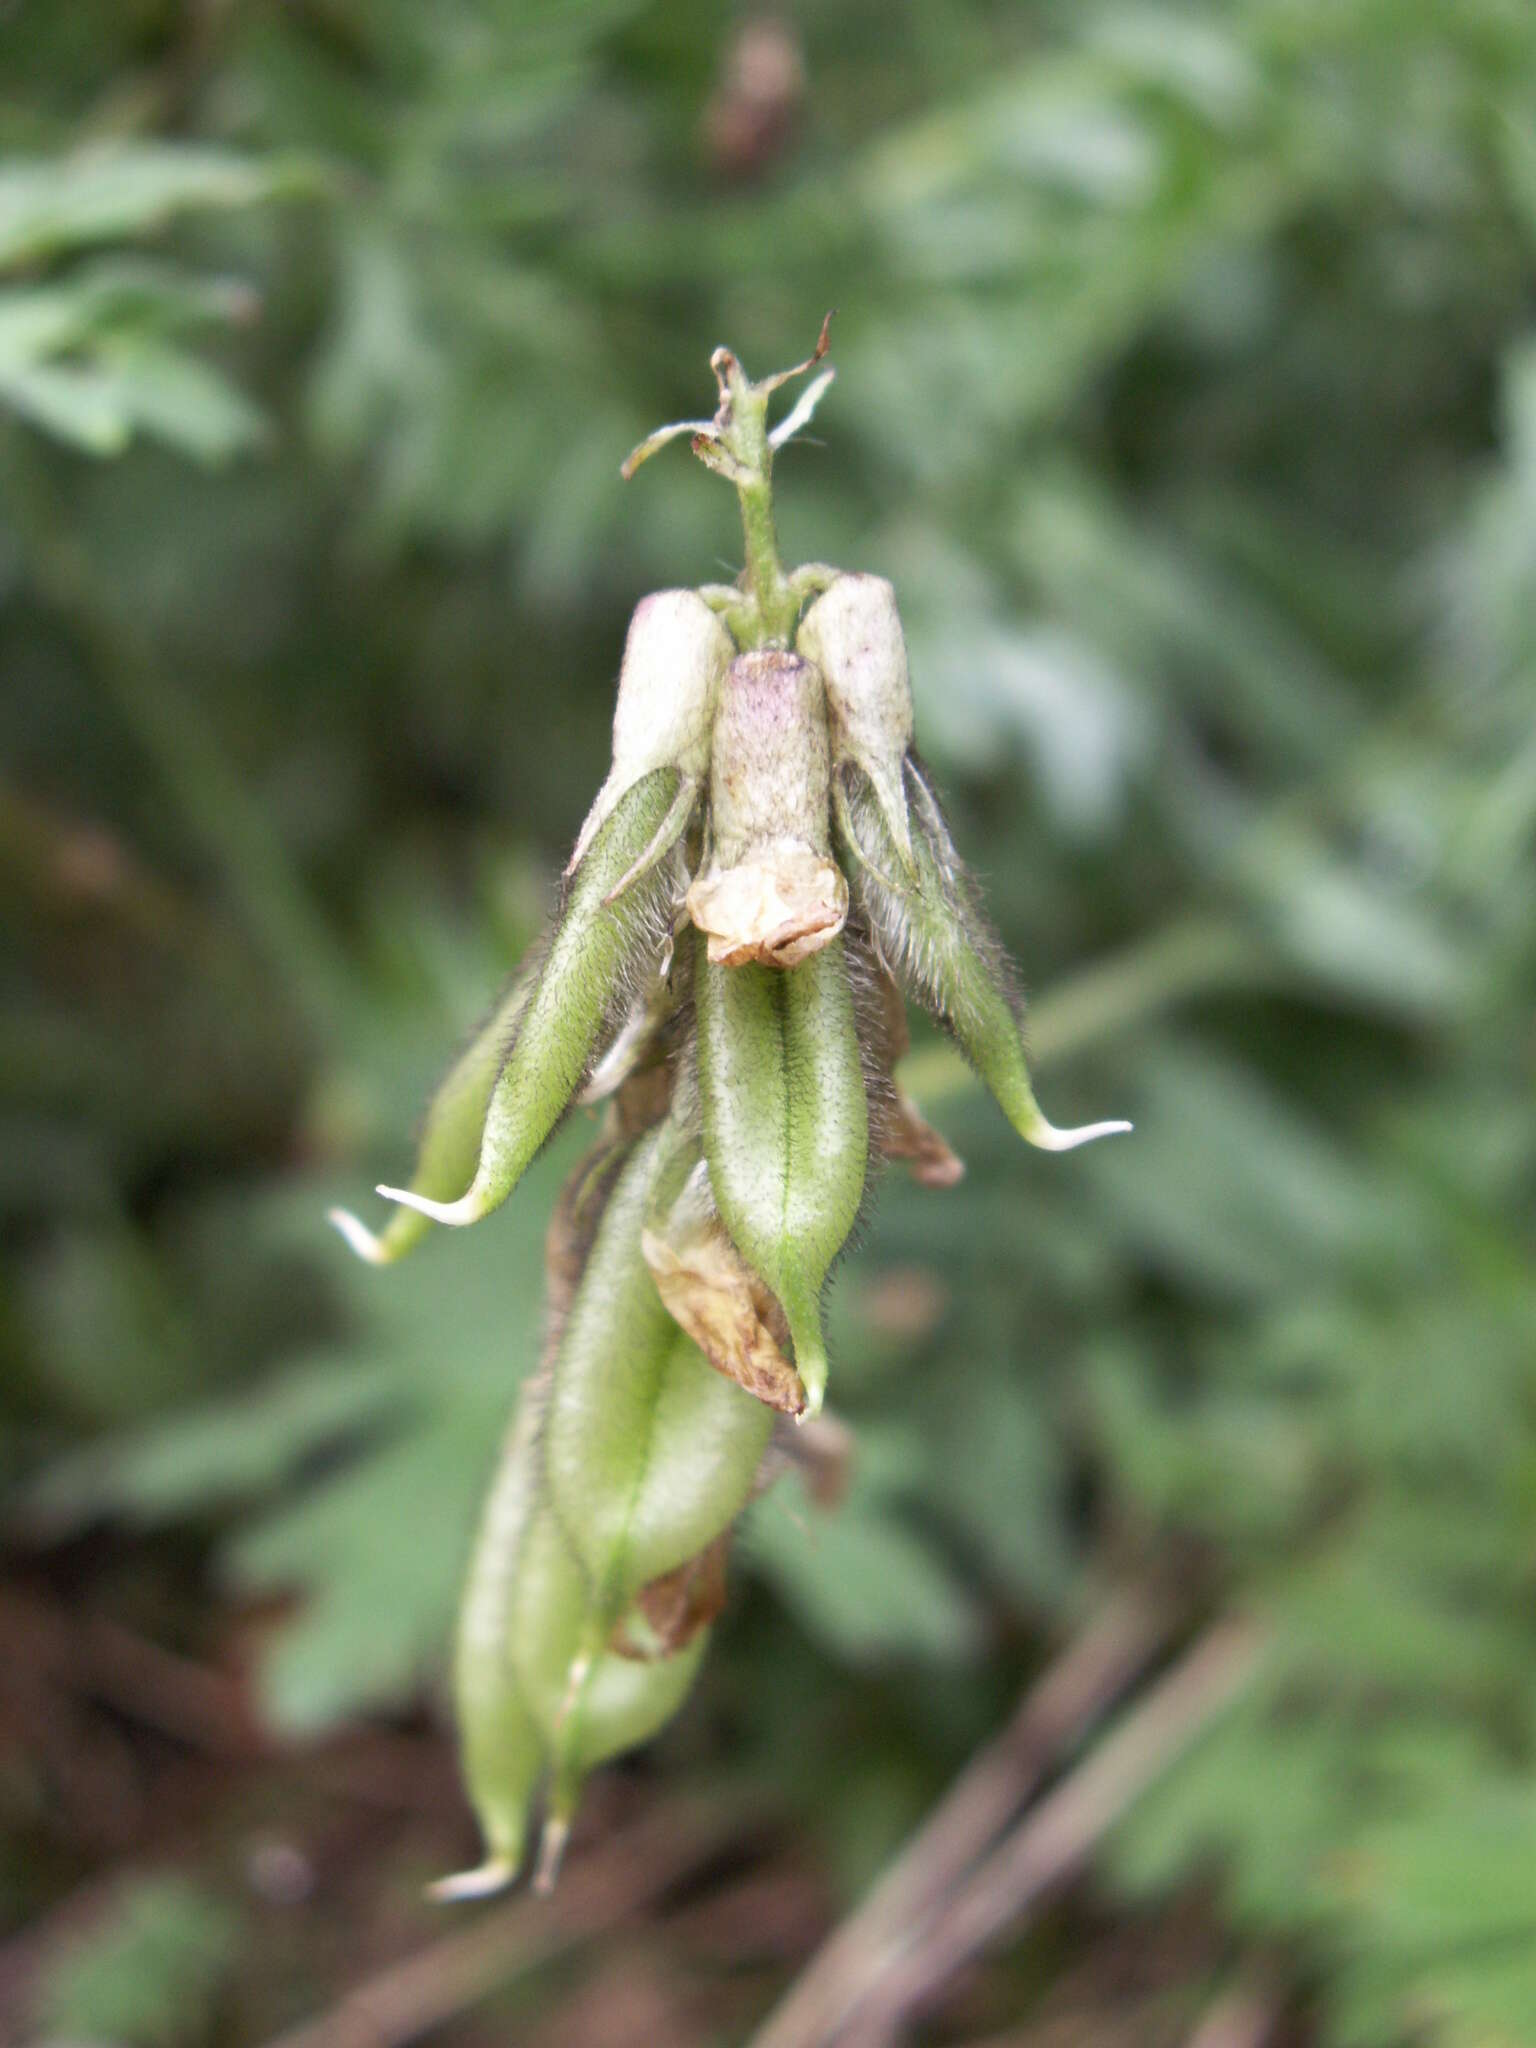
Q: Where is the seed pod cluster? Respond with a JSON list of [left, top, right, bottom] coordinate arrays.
[[331, 335, 1127, 1891]]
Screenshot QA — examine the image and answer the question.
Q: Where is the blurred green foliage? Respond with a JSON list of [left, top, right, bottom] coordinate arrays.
[[3, 2, 1534, 2043]]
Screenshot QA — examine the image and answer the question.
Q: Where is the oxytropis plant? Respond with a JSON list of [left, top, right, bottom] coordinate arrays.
[[331, 324, 1128, 1896]]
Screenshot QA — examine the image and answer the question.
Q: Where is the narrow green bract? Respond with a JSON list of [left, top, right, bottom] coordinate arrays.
[[695, 931, 869, 1415]]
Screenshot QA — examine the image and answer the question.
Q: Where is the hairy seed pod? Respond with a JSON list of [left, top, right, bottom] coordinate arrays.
[[434, 1134, 633, 1898], [328, 961, 536, 1267], [839, 762, 1129, 1151], [796, 572, 916, 873], [542, 1121, 774, 1604], [567, 589, 734, 879], [439, 1114, 777, 1896], [695, 931, 869, 1414], [431, 1370, 550, 1901], [686, 649, 848, 968], [500, 1495, 709, 1887], [377, 767, 691, 1230]]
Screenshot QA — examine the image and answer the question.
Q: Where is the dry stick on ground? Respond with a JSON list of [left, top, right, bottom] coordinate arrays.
[[749, 1588, 1174, 2048], [840, 1619, 1263, 2048], [258, 1800, 738, 2048]]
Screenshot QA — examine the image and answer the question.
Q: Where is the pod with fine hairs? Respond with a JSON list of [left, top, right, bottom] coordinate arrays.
[[694, 931, 869, 1416], [541, 1117, 775, 1608], [327, 960, 536, 1268], [439, 1114, 778, 1896], [374, 766, 692, 1233], [836, 760, 1129, 1152]]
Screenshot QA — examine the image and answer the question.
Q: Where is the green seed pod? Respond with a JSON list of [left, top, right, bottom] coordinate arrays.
[[686, 650, 848, 969], [695, 931, 869, 1414], [501, 1495, 709, 1888], [431, 1371, 549, 1902], [327, 961, 535, 1267], [796, 572, 916, 873], [542, 1121, 775, 1606], [438, 1115, 774, 1897], [567, 589, 734, 881], [839, 761, 1129, 1152], [433, 1132, 632, 1898], [377, 768, 691, 1230]]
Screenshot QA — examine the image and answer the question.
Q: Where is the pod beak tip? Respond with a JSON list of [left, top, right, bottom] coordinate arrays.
[[1029, 1117, 1133, 1153], [326, 1207, 389, 1264], [533, 1816, 571, 1895], [376, 1183, 479, 1226], [425, 1858, 516, 1904]]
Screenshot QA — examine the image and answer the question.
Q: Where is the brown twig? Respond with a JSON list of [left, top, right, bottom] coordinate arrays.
[[748, 1588, 1174, 2048], [257, 1799, 738, 2048], [842, 1619, 1263, 2047]]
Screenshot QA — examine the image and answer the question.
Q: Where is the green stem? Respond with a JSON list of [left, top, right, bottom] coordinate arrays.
[[736, 469, 796, 646], [712, 353, 798, 648], [624, 328, 835, 649]]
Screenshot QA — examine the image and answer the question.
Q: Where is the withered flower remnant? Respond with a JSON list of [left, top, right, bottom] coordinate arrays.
[[686, 647, 848, 968], [331, 324, 1128, 1894]]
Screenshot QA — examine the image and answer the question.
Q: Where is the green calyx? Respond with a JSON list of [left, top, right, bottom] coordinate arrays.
[[337, 329, 1127, 1894]]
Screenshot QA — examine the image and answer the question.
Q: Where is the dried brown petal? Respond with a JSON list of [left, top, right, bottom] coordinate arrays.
[[884, 1087, 966, 1187], [641, 1221, 807, 1415], [611, 1533, 732, 1660], [685, 842, 848, 969]]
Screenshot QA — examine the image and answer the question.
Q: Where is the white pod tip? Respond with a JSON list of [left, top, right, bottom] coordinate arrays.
[[1025, 1117, 1133, 1152], [533, 1816, 571, 1896], [326, 1207, 391, 1264], [425, 1858, 517, 1904], [376, 1182, 483, 1226]]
